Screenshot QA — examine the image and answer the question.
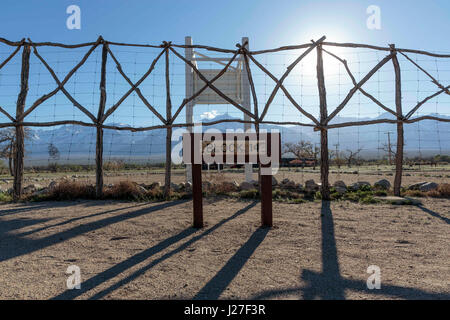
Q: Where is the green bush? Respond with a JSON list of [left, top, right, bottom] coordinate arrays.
[[0, 192, 12, 202], [239, 189, 259, 199]]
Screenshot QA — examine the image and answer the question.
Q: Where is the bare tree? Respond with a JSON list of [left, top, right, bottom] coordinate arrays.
[[48, 143, 60, 160], [0, 128, 31, 176], [284, 141, 314, 159], [344, 148, 363, 168], [283, 140, 319, 169], [380, 143, 396, 165]]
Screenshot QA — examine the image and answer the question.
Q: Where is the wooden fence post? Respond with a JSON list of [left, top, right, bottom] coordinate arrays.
[[391, 45, 404, 196], [316, 44, 330, 200], [13, 44, 30, 201], [96, 41, 107, 198], [164, 45, 172, 198], [185, 36, 194, 184]]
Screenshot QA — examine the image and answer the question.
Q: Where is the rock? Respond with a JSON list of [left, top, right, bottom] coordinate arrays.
[[419, 182, 438, 192], [149, 182, 162, 189], [240, 181, 255, 191], [178, 182, 186, 189], [202, 181, 212, 190], [48, 181, 58, 190], [281, 178, 290, 185], [32, 188, 48, 197], [137, 185, 147, 193], [272, 176, 278, 186], [281, 180, 296, 189], [296, 183, 304, 191], [170, 182, 180, 191], [221, 181, 239, 192], [374, 179, 391, 190], [305, 179, 319, 191], [23, 184, 43, 194], [407, 182, 427, 190], [185, 181, 192, 190], [349, 181, 371, 191], [333, 180, 347, 189], [251, 180, 259, 186], [335, 186, 347, 195]]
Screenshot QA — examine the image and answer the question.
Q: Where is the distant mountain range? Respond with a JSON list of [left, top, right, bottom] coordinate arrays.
[[21, 112, 450, 165]]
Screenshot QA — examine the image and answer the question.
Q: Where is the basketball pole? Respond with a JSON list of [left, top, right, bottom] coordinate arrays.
[[242, 37, 253, 183]]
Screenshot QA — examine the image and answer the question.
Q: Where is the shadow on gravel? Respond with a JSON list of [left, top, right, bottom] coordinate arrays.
[[52, 201, 258, 300], [251, 200, 450, 300]]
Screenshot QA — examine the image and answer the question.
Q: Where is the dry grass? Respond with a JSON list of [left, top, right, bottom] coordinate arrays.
[[46, 180, 96, 200], [403, 183, 450, 198]]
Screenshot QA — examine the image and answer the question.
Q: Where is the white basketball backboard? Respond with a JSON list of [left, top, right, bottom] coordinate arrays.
[[193, 68, 242, 104]]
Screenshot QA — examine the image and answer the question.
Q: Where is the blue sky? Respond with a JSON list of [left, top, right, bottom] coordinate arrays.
[[1, 0, 449, 51], [0, 0, 449, 128]]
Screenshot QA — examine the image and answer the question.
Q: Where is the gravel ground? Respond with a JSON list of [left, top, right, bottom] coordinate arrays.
[[0, 197, 449, 300]]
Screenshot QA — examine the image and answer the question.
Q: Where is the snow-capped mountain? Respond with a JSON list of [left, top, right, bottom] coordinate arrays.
[[18, 112, 450, 165]]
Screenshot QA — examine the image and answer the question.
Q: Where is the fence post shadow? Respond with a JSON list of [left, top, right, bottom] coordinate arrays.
[[416, 205, 449, 224], [301, 200, 345, 299], [193, 226, 269, 300], [52, 200, 258, 300]]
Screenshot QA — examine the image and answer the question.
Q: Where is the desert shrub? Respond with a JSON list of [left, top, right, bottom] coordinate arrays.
[[104, 160, 125, 171], [359, 195, 378, 204], [374, 190, 387, 196], [46, 180, 96, 200], [403, 190, 425, 197], [0, 192, 12, 202], [209, 181, 238, 195], [314, 191, 322, 200], [239, 189, 259, 199], [103, 181, 144, 200], [435, 183, 450, 198]]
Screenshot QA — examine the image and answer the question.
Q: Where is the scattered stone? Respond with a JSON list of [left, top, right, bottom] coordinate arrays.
[[349, 181, 371, 191], [272, 176, 278, 186], [418, 182, 438, 192], [170, 182, 180, 191], [48, 181, 58, 190], [221, 181, 239, 192], [137, 185, 147, 193], [23, 184, 43, 194], [334, 186, 347, 195], [149, 182, 162, 189], [202, 181, 212, 190], [305, 179, 319, 191], [240, 181, 255, 191], [282, 180, 296, 189], [333, 180, 347, 189], [32, 188, 48, 197], [407, 182, 427, 190], [374, 179, 391, 190]]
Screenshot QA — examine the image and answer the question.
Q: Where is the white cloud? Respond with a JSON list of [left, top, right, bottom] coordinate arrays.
[[200, 110, 221, 120]]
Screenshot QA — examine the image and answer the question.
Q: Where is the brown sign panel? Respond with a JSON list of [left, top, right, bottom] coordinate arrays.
[[182, 132, 281, 165]]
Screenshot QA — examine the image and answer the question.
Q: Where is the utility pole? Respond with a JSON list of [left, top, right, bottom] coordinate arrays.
[[333, 143, 340, 168], [385, 132, 392, 165]]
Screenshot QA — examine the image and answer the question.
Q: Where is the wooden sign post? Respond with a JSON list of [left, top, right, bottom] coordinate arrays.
[[183, 132, 280, 228]]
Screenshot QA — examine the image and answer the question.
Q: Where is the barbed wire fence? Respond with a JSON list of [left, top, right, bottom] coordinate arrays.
[[0, 35, 449, 201]]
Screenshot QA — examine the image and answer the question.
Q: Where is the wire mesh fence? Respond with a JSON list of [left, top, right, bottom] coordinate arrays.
[[0, 36, 449, 200]]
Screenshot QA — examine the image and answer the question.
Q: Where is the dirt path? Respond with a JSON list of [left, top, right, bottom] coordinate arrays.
[[0, 198, 449, 299]]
